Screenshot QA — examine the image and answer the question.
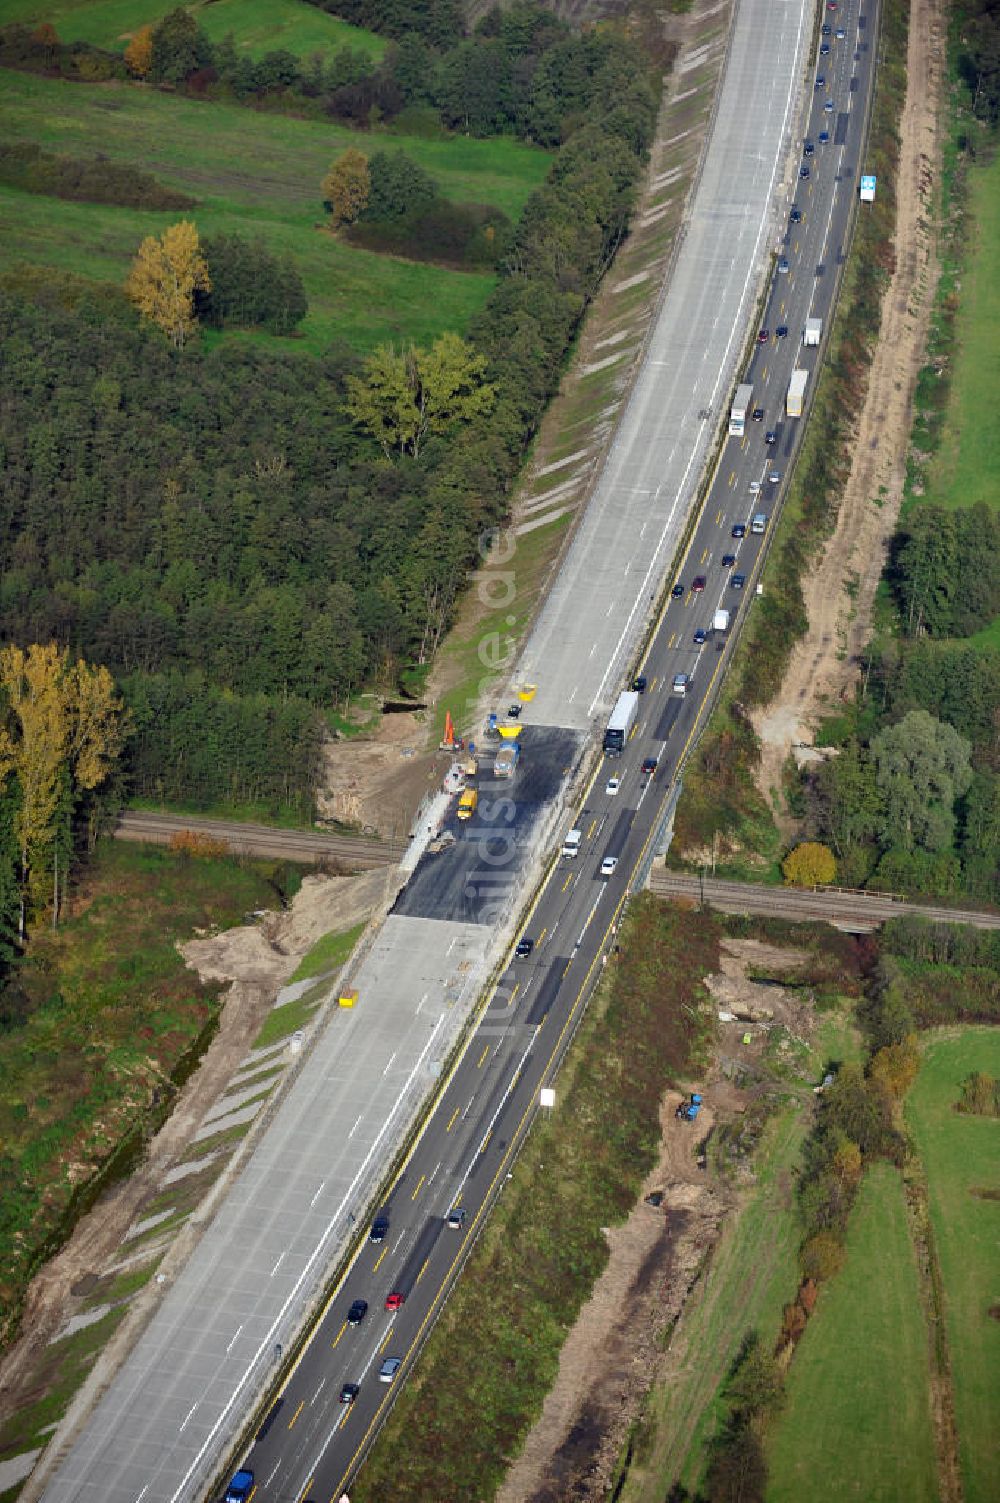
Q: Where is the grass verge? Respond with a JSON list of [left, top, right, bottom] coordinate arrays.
[[351, 897, 719, 1503], [289, 921, 367, 983], [766, 1161, 938, 1502], [0, 839, 291, 1349], [906, 1027, 1000, 1503]]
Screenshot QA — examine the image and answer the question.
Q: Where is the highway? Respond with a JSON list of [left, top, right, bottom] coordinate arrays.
[[114, 812, 404, 867], [232, 7, 882, 1498], [35, 4, 882, 1501]]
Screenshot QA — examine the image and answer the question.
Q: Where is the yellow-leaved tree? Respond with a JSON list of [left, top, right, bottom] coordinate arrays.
[[125, 220, 210, 349], [322, 148, 370, 228], [0, 643, 127, 932], [124, 24, 154, 77], [781, 841, 837, 889]]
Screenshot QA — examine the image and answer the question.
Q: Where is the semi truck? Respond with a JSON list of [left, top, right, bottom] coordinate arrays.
[[603, 690, 640, 756], [803, 316, 822, 347], [494, 742, 520, 778], [729, 383, 754, 437], [786, 368, 808, 417]]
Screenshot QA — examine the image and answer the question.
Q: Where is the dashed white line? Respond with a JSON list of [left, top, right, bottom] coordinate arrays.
[[348, 1114, 363, 1139], [179, 1405, 197, 1434], [382, 1051, 397, 1076], [271, 1252, 286, 1277], [310, 1181, 325, 1208], [226, 1324, 243, 1354]]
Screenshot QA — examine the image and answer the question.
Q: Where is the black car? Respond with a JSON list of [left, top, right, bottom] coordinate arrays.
[[800, 165, 811, 179], [815, 75, 825, 89], [732, 522, 746, 539], [632, 675, 648, 693], [671, 582, 685, 598], [820, 40, 830, 53], [804, 140, 815, 156], [821, 20, 832, 31], [776, 325, 789, 339], [347, 1299, 368, 1327], [515, 937, 535, 958], [693, 628, 707, 645], [765, 430, 777, 445], [506, 703, 522, 719], [731, 573, 746, 590], [721, 553, 737, 568], [752, 406, 765, 422], [339, 1382, 360, 1405], [790, 206, 802, 222], [369, 1215, 389, 1244]]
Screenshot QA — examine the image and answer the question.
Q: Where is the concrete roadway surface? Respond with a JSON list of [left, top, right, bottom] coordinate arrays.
[[520, 0, 811, 731], [648, 869, 1000, 931], [232, 5, 884, 1496], [114, 812, 405, 867]]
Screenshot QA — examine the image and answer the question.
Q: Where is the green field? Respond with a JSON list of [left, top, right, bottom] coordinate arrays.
[[766, 1161, 937, 1503], [0, 69, 550, 352], [1, 0, 386, 60], [927, 150, 1000, 512], [907, 1028, 1000, 1503]]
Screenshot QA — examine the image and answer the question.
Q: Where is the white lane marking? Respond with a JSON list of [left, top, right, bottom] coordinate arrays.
[[310, 1181, 325, 1208], [179, 1405, 197, 1434], [348, 1114, 363, 1138], [271, 1252, 286, 1277], [382, 1051, 397, 1076], [312, 1377, 326, 1404], [428, 1160, 442, 1185], [226, 1324, 243, 1354]]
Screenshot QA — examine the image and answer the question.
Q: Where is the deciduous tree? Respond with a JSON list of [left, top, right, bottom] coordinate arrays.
[[322, 147, 370, 227], [782, 841, 837, 888], [345, 332, 494, 458], [124, 24, 154, 78], [872, 709, 973, 852], [125, 220, 210, 348]]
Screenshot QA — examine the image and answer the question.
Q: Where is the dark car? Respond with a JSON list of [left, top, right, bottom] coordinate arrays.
[[731, 573, 746, 590], [818, 130, 830, 144], [815, 76, 825, 90], [347, 1299, 368, 1327], [777, 257, 789, 274], [800, 165, 811, 179], [820, 40, 830, 53], [515, 937, 534, 958], [758, 328, 769, 343], [732, 522, 746, 539], [385, 1291, 405, 1311], [790, 206, 802, 223], [752, 406, 764, 422], [632, 674, 648, 693], [339, 1382, 360, 1405], [693, 628, 707, 645], [721, 553, 737, 568], [507, 703, 522, 719], [641, 757, 658, 776], [804, 140, 815, 156], [369, 1215, 389, 1244], [692, 575, 706, 592], [671, 582, 685, 598], [765, 430, 777, 446], [821, 21, 832, 32], [776, 325, 789, 338], [447, 1207, 466, 1230]]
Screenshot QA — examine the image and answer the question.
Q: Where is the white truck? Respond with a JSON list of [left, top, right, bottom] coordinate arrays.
[[713, 608, 730, 632], [561, 828, 582, 858], [786, 368, 808, 417], [603, 690, 639, 756], [803, 316, 822, 347], [729, 383, 754, 438]]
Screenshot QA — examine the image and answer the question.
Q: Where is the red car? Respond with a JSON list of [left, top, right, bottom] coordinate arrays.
[[758, 328, 769, 343], [385, 1291, 405, 1311], [692, 575, 706, 592]]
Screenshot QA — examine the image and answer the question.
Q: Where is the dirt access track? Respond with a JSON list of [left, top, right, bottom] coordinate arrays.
[[754, 0, 946, 817]]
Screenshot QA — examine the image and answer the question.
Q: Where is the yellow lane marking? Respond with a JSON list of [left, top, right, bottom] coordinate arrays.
[[561, 873, 572, 892], [446, 1107, 459, 1132], [373, 1247, 387, 1273], [288, 1400, 305, 1430], [411, 1174, 425, 1201], [477, 1046, 489, 1069], [416, 1257, 430, 1285], [331, 1322, 346, 1350]]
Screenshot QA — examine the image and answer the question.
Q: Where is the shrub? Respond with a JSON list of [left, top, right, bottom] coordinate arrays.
[[800, 1229, 847, 1283]]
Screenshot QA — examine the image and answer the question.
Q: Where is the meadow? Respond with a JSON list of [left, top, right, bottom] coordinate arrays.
[[1, 0, 386, 61], [907, 1028, 1000, 1503], [0, 68, 551, 352], [765, 1162, 938, 1503]]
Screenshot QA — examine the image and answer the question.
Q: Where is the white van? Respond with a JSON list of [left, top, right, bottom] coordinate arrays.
[[672, 673, 689, 696], [562, 828, 582, 858], [751, 512, 768, 534]]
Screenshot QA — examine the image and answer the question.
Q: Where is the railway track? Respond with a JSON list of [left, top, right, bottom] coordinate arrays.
[[114, 811, 405, 867]]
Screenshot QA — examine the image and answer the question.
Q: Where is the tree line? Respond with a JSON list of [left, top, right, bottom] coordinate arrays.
[[0, 20, 656, 819], [2, 2, 642, 149]]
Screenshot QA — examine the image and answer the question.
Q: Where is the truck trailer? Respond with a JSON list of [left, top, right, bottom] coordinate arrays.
[[729, 383, 754, 437], [603, 691, 640, 756], [786, 368, 808, 417]]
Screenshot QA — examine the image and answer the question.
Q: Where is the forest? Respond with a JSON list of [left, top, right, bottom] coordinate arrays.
[[0, 2, 657, 832]]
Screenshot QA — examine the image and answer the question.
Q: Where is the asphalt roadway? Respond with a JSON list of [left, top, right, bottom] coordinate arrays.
[[36, 1, 883, 1499]]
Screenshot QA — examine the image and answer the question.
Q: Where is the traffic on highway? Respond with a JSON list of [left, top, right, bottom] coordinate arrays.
[[221, 5, 879, 1499]]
